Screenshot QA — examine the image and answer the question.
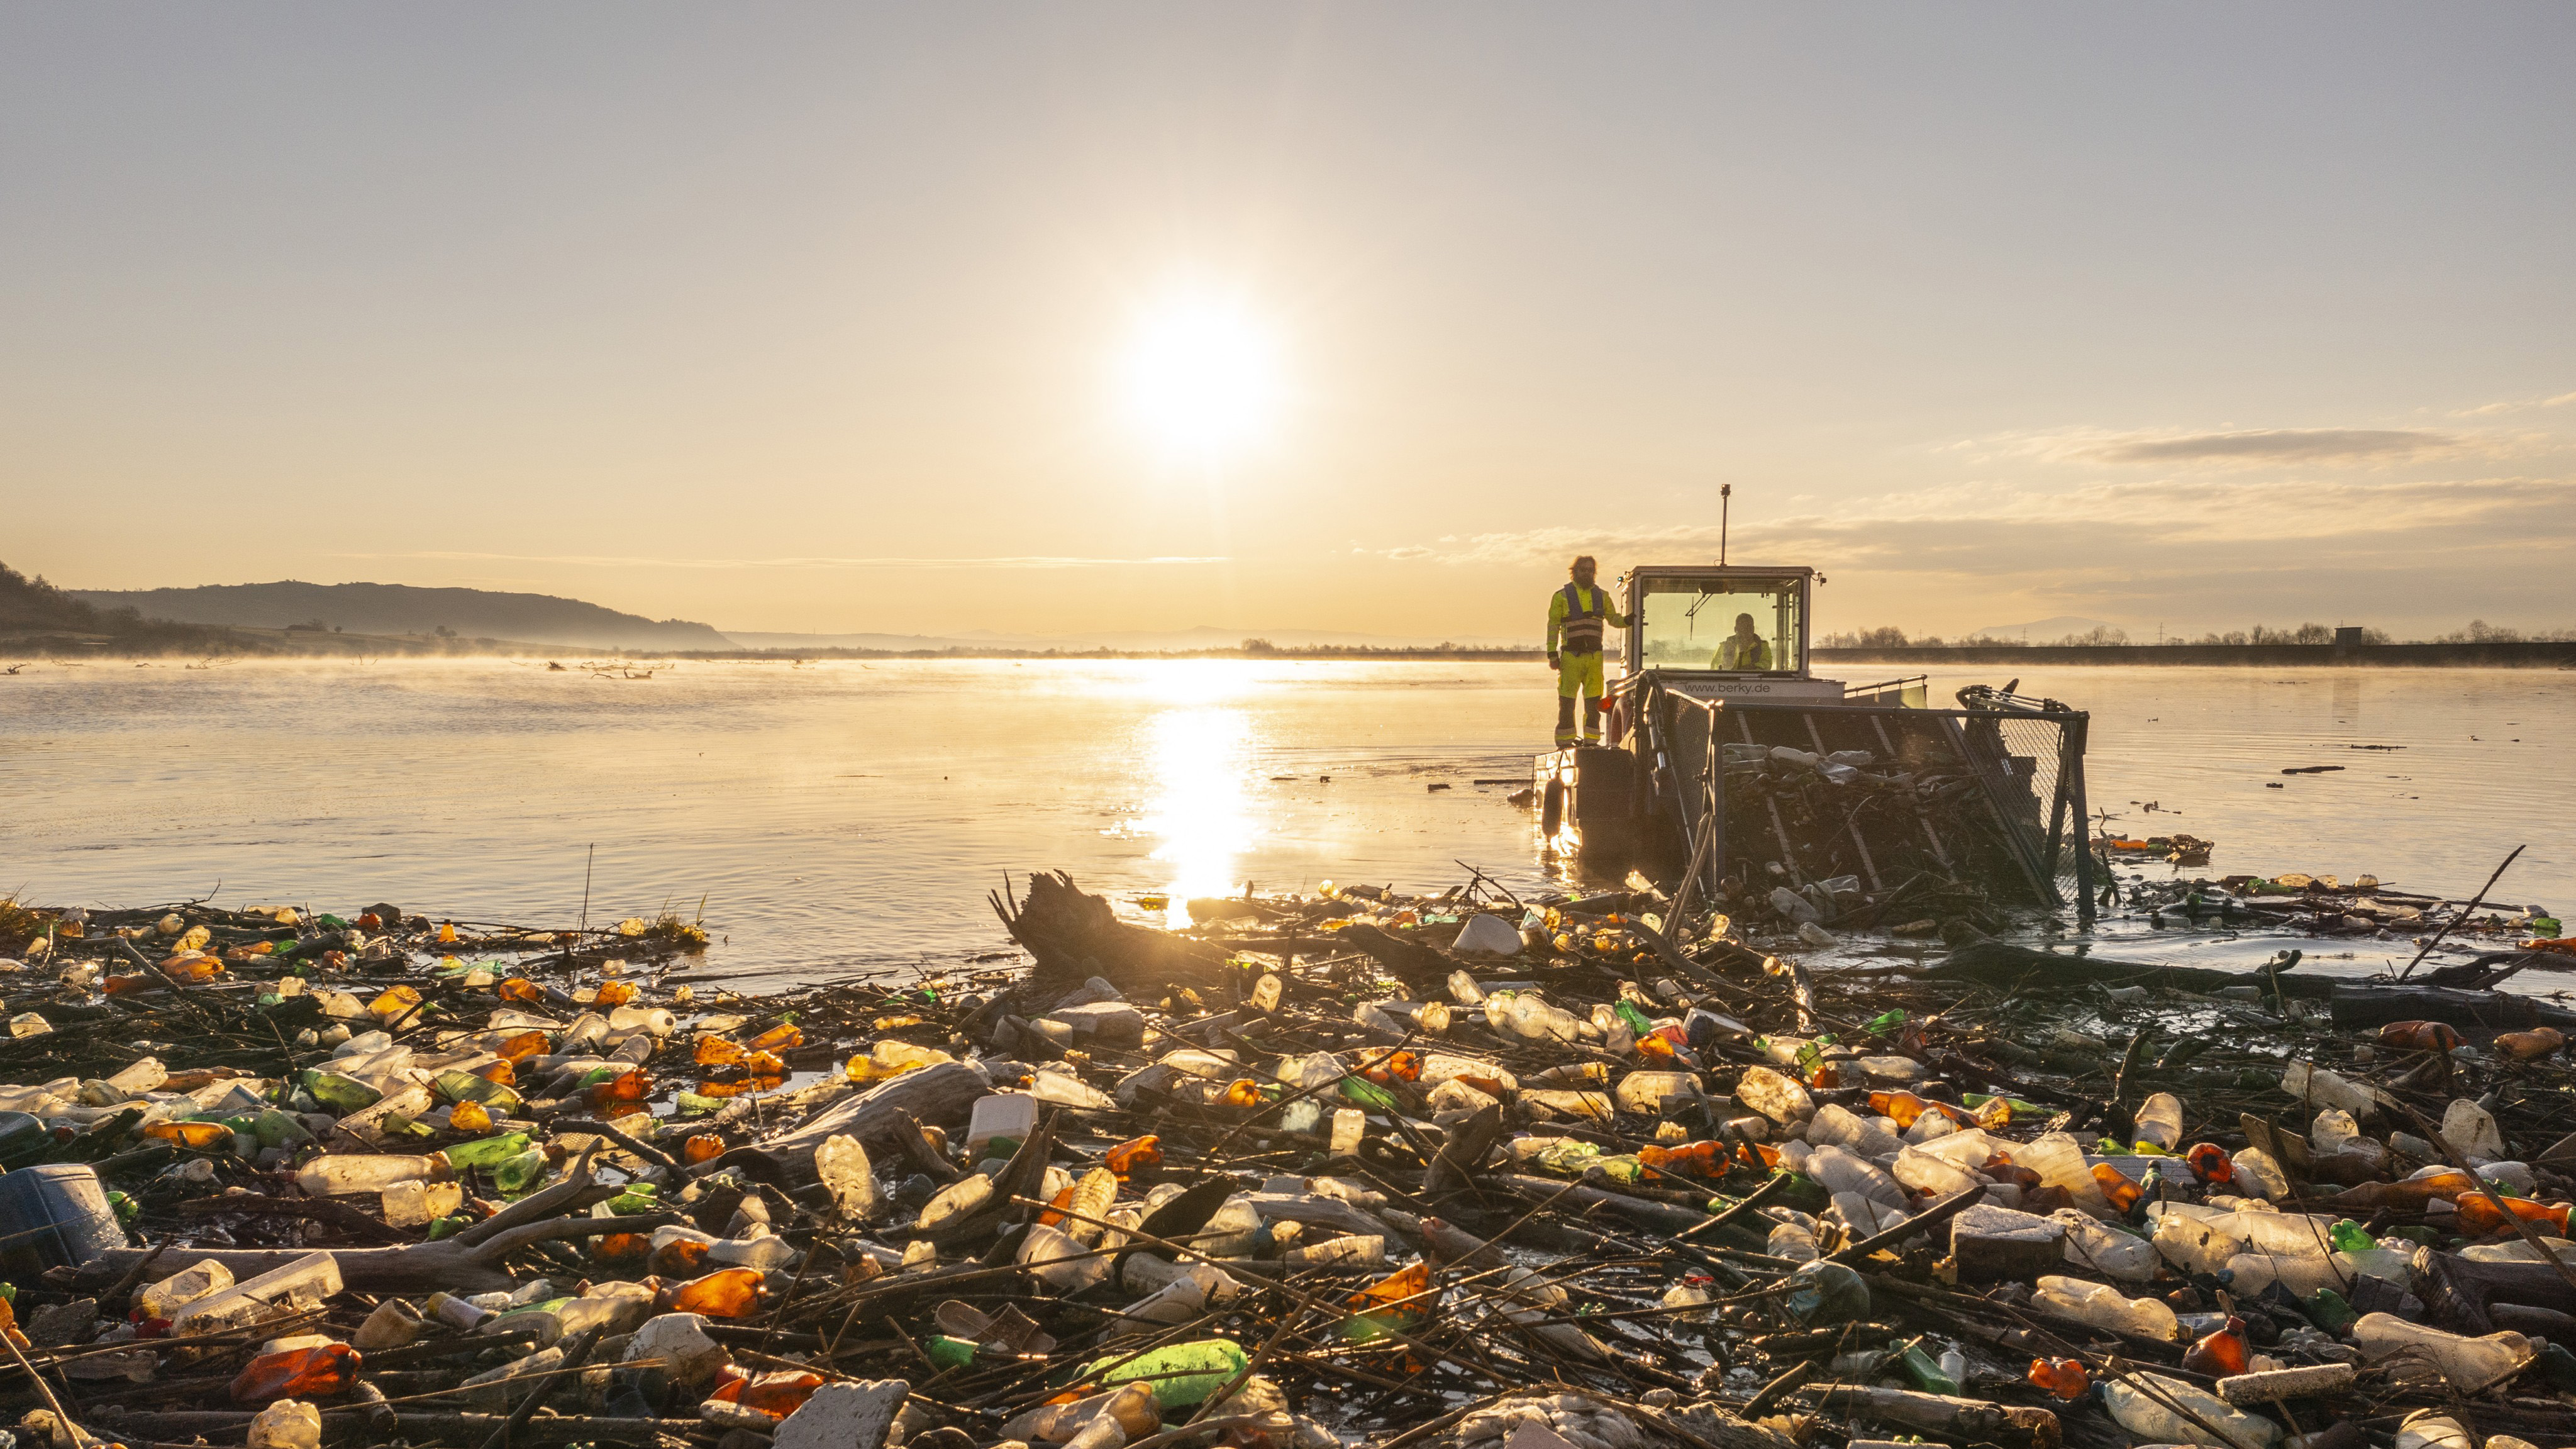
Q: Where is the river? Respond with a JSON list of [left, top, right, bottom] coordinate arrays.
[[5, 658, 2567, 985]]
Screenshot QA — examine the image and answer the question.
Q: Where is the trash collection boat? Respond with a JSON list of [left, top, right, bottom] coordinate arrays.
[[1534, 563, 2098, 919]]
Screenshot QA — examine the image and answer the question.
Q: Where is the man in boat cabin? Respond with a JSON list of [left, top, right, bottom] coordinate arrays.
[[1717, 611, 1772, 670], [1545, 555, 1629, 748]]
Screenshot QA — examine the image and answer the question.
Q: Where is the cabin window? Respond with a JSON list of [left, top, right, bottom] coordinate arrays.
[[1635, 577, 1801, 674]]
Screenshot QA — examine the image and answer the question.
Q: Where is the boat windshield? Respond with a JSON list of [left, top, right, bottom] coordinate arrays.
[[1637, 577, 1801, 674]]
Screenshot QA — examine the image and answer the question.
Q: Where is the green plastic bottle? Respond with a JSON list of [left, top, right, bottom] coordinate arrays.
[[2306, 1287, 2357, 1334], [926, 1335, 977, 1370], [434, 1071, 521, 1114], [303, 1070, 382, 1114], [1084, 1339, 1250, 1409], [1897, 1340, 1960, 1396], [2328, 1220, 2377, 1253], [445, 1131, 534, 1170], [1339, 1077, 1398, 1113], [425, 1214, 467, 1240], [491, 1147, 551, 1194], [1614, 1001, 1655, 1036], [1590, 1155, 1645, 1185], [1863, 1009, 1907, 1036], [675, 1092, 724, 1117]]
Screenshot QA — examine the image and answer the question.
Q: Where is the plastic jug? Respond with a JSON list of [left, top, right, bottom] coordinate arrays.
[[140, 1258, 236, 1321], [2351, 1313, 2533, 1388], [0, 1163, 127, 1277]]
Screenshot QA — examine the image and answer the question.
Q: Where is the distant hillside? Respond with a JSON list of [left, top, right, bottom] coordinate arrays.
[[69, 580, 733, 650], [1, 562, 230, 650]]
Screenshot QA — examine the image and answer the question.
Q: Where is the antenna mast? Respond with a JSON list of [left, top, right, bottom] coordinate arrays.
[[1719, 484, 1731, 566]]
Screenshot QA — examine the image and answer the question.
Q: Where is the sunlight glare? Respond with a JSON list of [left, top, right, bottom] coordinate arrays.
[[1134, 705, 1254, 926], [1116, 289, 1282, 461]]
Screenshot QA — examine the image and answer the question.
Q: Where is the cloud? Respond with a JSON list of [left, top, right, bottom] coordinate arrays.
[[339, 551, 1228, 570], [2455, 389, 2576, 417], [2074, 428, 2463, 465]]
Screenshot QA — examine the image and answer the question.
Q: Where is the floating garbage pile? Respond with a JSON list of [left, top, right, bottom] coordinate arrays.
[[0, 874, 2572, 1449]]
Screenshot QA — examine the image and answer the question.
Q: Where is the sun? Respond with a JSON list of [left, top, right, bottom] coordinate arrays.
[[1115, 289, 1282, 462]]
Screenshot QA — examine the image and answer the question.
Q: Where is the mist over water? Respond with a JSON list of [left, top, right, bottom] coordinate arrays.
[[6, 659, 2567, 985]]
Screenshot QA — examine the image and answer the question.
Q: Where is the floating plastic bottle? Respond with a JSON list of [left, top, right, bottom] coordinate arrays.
[[2182, 1316, 2250, 1376], [2027, 1357, 2089, 1400], [1104, 1135, 1161, 1178], [2351, 1313, 2534, 1388], [1342, 1262, 1434, 1343], [1733, 1065, 1813, 1125], [2133, 1092, 2184, 1151], [2379, 1020, 2462, 1052], [445, 1131, 531, 1171], [140, 1259, 235, 1320], [230, 1343, 361, 1404], [2457, 1193, 2573, 1234], [660, 1267, 767, 1319], [2102, 1370, 2279, 1449], [2035, 1274, 2179, 1341], [2092, 1163, 2143, 1212], [296, 1154, 445, 1197]]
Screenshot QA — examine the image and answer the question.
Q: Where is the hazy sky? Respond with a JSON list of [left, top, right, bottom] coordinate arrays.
[[6, 4, 2571, 640]]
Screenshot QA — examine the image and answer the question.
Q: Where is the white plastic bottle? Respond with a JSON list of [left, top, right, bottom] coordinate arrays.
[[2351, 1313, 2533, 1388], [2133, 1092, 2185, 1151], [2102, 1371, 2279, 1449], [2035, 1274, 2179, 1341]]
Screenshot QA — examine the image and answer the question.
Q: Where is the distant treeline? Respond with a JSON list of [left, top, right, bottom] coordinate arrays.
[[1819, 620, 2575, 648], [675, 640, 1548, 662]]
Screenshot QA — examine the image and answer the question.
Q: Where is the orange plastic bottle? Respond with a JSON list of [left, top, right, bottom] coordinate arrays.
[[1343, 1261, 1435, 1342], [593, 980, 638, 1007], [448, 1100, 495, 1135], [2091, 1163, 2142, 1213], [104, 974, 152, 996], [1869, 1091, 1928, 1128], [1807, 1062, 1843, 1090], [2494, 1028, 2565, 1060], [683, 1133, 724, 1165], [2379, 1020, 2462, 1052], [228, 1343, 362, 1402], [1104, 1135, 1162, 1178], [498, 977, 543, 1003], [1635, 1033, 1678, 1062], [2457, 1194, 2573, 1234], [695, 1035, 748, 1067], [145, 1121, 234, 1150], [494, 1030, 550, 1064], [162, 957, 225, 984], [709, 1368, 824, 1419], [741, 1051, 787, 1077], [594, 1231, 650, 1262], [1639, 1141, 1725, 1180], [2186, 1143, 2235, 1184], [661, 1267, 767, 1318], [584, 1070, 650, 1109], [438, 921, 458, 943], [748, 1023, 803, 1052], [1223, 1079, 1263, 1109], [650, 1237, 712, 1277], [2026, 1357, 2088, 1400], [2182, 1317, 2249, 1377]]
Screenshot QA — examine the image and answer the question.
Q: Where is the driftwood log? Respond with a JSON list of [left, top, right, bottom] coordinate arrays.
[[1926, 940, 2334, 998], [75, 1163, 673, 1296], [2328, 981, 2576, 1033], [755, 1059, 994, 1158], [991, 872, 1231, 997]]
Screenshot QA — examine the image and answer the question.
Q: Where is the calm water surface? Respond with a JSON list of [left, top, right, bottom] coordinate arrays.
[[6, 659, 2568, 984]]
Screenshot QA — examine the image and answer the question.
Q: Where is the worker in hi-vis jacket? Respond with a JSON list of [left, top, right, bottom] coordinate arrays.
[[1545, 555, 1629, 747]]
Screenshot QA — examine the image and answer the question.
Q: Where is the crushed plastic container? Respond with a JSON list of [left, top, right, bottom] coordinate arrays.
[[2351, 1313, 2533, 1387], [0, 1163, 126, 1277]]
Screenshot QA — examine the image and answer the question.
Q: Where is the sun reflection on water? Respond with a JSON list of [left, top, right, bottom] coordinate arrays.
[[1135, 705, 1256, 927]]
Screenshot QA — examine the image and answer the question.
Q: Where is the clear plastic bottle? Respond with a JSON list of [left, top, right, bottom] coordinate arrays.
[[2035, 1274, 2179, 1341], [2134, 1092, 2185, 1151], [916, 1174, 994, 1231], [247, 1399, 321, 1449], [140, 1259, 235, 1320], [2015, 1133, 2110, 1213], [2351, 1313, 2534, 1388], [1733, 1066, 1813, 1126], [2102, 1370, 2279, 1448], [296, 1152, 438, 1197]]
